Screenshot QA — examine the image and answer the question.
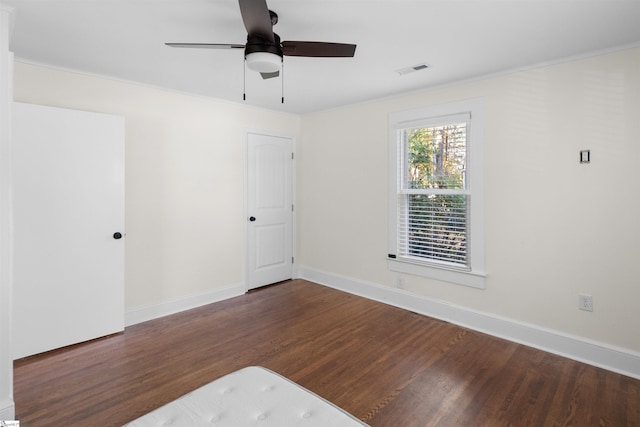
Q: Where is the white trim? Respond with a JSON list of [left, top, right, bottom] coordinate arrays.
[[301, 42, 640, 116], [12, 43, 640, 117], [13, 58, 300, 119], [125, 284, 244, 326], [0, 398, 15, 421], [297, 265, 640, 380], [392, 112, 471, 131], [0, 5, 14, 40], [0, 6, 14, 420], [388, 258, 485, 289], [388, 98, 485, 288]]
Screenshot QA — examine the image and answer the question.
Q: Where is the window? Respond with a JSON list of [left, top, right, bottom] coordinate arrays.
[[388, 99, 485, 288]]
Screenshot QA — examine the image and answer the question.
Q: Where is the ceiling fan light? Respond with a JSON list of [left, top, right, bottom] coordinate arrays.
[[245, 52, 281, 73]]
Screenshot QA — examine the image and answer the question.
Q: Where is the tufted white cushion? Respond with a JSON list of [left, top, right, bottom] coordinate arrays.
[[123, 366, 369, 426]]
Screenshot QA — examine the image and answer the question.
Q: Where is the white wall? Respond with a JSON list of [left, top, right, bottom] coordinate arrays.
[[10, 47, 640, 377], [298, 47, 640, 354], [13, 62, 301, 315]]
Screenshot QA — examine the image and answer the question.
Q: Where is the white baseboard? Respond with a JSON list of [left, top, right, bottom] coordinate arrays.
[[297, 266, 640, 380], [0, 398, 15, 421], [125, 284, 245, 326]]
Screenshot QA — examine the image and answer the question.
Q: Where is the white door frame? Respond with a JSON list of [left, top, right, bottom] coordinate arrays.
[[0, 8, 14, 419], [244, 129, 296, 292]]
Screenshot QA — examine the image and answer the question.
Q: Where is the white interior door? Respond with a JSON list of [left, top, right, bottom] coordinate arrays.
[[246, 132, 293, 290], [12, 102, 125, 359]]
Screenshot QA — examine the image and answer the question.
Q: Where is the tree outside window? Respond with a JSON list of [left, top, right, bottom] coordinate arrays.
[[389, 98, 485, 288], [401, 123, 468, 266]]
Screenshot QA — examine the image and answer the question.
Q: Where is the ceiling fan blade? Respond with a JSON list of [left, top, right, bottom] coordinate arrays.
[[165, 43, 244, 49], [260, 71, 280, 79], [282, 41, 356, 57], [238, 0, 274, 42]]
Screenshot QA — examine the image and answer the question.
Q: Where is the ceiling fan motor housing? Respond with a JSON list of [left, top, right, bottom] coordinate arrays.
[[245, 32, 283, 73], [245, 33, 283, 58]]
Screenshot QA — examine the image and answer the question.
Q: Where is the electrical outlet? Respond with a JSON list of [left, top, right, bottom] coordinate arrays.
[[578, 294, 593, 312], [396, 277, 405, 289]]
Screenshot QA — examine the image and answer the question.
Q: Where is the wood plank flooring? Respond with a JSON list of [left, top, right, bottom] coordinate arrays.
[[13, 279, 640, 426]]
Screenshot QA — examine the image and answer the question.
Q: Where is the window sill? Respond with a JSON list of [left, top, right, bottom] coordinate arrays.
[[388, 257, 486, 289]]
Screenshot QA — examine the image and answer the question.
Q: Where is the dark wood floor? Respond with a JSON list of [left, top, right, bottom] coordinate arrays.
[[14, 279, 640, 426]]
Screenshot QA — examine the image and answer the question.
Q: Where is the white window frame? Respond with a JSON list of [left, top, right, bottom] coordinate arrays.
[[388, 98, 485, 289]]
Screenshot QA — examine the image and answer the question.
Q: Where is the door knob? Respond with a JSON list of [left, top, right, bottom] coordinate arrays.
[[113, 232, 123, 239], [249, 216, 256, 222]]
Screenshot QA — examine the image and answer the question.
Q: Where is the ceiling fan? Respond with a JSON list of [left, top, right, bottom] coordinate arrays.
[[165, 0, 356, 80]]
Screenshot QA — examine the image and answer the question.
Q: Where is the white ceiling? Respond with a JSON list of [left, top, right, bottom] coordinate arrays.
[[5, 0, 640, 114]]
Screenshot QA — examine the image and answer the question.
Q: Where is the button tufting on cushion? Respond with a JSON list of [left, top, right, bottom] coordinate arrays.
[[122, 366, 368, 426]]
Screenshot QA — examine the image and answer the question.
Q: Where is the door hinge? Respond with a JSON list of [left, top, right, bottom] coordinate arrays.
[[291, 152, 294, 160], [292, 204, 294, 212], [292, 256, 295, 264]]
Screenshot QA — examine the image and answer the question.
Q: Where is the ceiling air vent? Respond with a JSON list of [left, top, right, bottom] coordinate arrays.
[[396, 63, 430, 76]]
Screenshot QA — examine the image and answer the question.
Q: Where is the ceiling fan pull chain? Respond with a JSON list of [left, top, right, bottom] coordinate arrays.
[[243, 57, 247, 101], [281, 59, 284, 104]]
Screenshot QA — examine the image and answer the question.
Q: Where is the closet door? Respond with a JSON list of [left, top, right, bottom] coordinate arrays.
[[246, 132, 293, 290], [12, 102, 125, 359]]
